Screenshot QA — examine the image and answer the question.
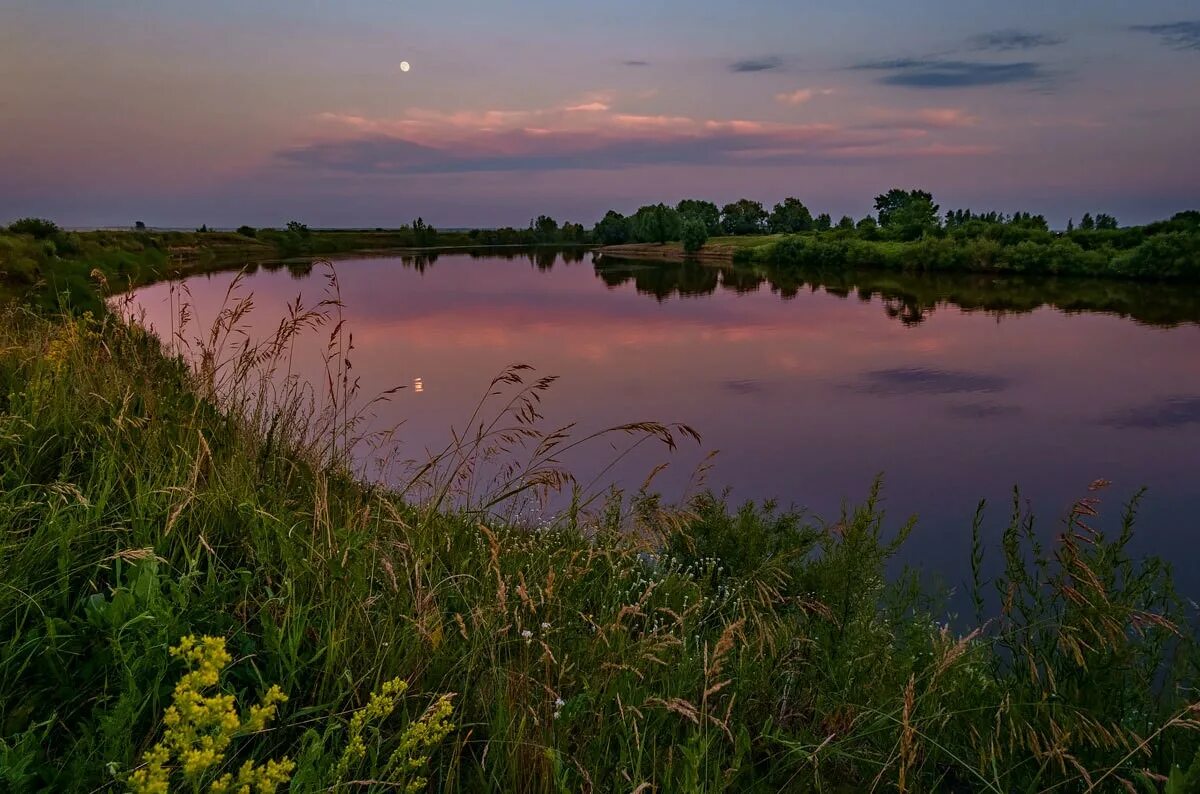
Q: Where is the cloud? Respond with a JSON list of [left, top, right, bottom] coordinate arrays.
[[623, 59, 651, 66], [851, 368, 1009, 395], [775, 87, 834, 106], [287, 99, 987, 176], [1103, 396, 1200, 429], [565, 102, 611, 112], [851, 58, 1047, 88], [969, 30, 1064, 51], [729, 56, 783, 73], [946, 402, 1022, 418], [865, 107, 979, 128], [722, 378, 767, 395], [1130, 21, 1200, 51]]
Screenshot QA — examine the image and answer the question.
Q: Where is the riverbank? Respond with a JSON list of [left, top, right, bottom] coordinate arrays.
[[598, 220, 1200, 281], [2, 238, 1200, 791]]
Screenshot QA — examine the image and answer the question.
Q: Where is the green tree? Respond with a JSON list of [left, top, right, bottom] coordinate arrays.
[[1080, 213, 1095, 231], [1095, 213, 1118, 230], [680, 216, 709, 253], [134, 221, 147, 231], [411, 217, 437, 246], [720, 199, 768, 235], [874, 189, 939, 240], [632, 203, 682, 244], [593, 210, 632, 245], [559, 221, 586, 242], [767, 197, 813, 234], [837, 215, 855, 230], [676, 199, 721, 234], [236, 225, 256, 238], [532, 215, 559, 242], [814, 213, 832, 231], [286, 220, 310, 237]]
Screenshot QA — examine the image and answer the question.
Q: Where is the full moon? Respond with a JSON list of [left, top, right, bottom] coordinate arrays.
[[400, 61, 410, 72]]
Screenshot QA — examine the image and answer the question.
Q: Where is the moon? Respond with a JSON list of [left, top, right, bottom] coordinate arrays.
[[400, 61, 411, 73]]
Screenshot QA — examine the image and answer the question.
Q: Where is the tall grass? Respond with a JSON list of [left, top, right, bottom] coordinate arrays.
[[1, 271, 1199, 791]]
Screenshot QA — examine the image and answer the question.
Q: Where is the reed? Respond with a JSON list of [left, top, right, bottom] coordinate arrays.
[[1, 269, 1198, 792]]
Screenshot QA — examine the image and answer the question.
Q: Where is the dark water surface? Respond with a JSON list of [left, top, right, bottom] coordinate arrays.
[[126, 251, 1200, 598]]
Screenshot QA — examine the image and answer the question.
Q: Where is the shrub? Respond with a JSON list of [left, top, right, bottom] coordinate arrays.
[[6, 217, 60, 239]]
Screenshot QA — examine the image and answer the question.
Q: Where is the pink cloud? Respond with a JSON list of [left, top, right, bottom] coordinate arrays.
[[293, 95, 994, 175], [867, 107, 980, 129], [775, 88, 835, 106]]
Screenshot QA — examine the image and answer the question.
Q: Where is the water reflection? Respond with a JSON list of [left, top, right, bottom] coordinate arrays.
[[124, 250, 1200, 597], [593, 256, 1200, 328]]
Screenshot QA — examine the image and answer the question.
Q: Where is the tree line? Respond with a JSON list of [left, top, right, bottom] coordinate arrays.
[[587, 190, 1161, 250]]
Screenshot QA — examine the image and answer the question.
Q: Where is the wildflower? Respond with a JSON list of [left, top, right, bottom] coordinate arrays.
[[129, 635, 292, 793], [521, 629, 533, 644], [554, 697, 565, 708], [540, 622, 551, 630]]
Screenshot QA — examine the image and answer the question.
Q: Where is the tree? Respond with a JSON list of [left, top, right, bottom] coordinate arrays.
[[720, 199, 768, 235], [559, 221, 586, 242], [837, 215, 855, 230], [767, 197, 813, 233], [532, 214, 559, 242], [286, 220, 310, 236], [1080, 213, 1095, 231], [814, 213, 832, 231], [411, 217, 437, 246], [680, 216, 709, 253], [1066, 218, 1074, 233], [1094, 213, 1118, 230], [593, 210, 632, 245], [676, 199, 721, 234], [632, 204, 682, 244], [236, 225, 257, 238], [873, 189, 939, 240], [134, 221, 146, 231]]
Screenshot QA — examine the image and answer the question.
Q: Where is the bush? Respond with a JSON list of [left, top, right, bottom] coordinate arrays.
[[236, 225, 257, 238], [6, 218, 60, 240]]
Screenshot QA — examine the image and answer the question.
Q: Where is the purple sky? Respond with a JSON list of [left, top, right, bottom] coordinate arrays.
[[3, 1, 1199, 228]]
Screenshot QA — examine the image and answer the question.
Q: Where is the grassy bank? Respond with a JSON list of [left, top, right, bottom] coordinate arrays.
[[1, 262, 1200, 791]]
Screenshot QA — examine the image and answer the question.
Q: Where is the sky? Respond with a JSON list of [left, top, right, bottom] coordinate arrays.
[[2, 0, 1199, 228]]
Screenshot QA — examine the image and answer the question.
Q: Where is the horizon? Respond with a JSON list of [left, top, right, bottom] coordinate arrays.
[[3, 1, 1199, 228]]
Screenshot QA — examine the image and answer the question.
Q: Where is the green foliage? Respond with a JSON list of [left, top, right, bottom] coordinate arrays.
[[680, 215, 709, 253], [592, 210, 632, 245], [236, 225, 257, 238], [410, 217, 438, 247], [631, 203, 682, 244], [874, 188, 940, 240], [531, 214, 559, 242], [675, 199, 721, 234], [720, 199, 768, 235], [766, 197, 813, 233], [6, 217, 60, 239]]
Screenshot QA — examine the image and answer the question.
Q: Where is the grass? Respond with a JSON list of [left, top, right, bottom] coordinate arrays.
[[1, 253, 1200, 790]]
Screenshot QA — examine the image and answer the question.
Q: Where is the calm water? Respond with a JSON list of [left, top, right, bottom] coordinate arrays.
[[126, 251, 1200, 596]]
